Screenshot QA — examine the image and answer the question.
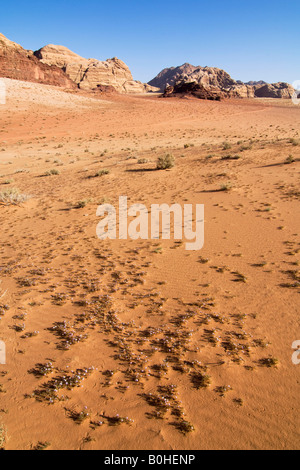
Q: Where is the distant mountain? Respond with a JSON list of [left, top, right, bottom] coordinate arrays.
[[149, 63, 294, 99]]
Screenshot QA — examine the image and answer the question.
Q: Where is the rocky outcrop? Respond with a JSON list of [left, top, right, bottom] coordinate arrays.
[[0, 33, 76, 89], [149, 63, 294, 99], [34, 44, 159, 94], [253, 82, 295, 99], [162, 81, 227, 100], [149, 63, 236, 90]]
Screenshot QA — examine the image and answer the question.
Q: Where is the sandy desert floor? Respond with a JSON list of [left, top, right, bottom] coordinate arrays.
[[0, 78, 299, 450]]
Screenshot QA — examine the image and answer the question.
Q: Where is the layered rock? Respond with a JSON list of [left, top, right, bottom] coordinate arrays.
[[149, 63, 236, 90], [149, 63, 294, 99], [254, 82, 295, 99], [34, 44, 158, 94], [0, 33, 76, 89]]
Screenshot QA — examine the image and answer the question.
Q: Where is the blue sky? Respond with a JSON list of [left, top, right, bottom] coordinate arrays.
[[1, 0, 299, 84]]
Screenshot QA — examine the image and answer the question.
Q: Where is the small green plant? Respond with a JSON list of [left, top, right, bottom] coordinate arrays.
[[156, 154, 175, 170]]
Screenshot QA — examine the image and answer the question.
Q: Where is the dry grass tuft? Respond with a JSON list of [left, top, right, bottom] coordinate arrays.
[[0, 188, 31, 205]]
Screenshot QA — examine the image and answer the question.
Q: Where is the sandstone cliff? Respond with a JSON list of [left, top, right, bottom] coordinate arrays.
[[0, 33, 76, 89], [34, 44, 158, 94]]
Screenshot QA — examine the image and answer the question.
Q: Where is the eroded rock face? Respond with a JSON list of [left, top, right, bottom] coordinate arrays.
[[34, 45, 158, 93], [0, 34, 76, 89], [254, 82, 295, 98], [149, 63, 236, 90], [149, 63, 294, 99]]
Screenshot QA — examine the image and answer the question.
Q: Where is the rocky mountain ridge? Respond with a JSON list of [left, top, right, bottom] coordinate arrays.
[[149, 63, 295, 99]]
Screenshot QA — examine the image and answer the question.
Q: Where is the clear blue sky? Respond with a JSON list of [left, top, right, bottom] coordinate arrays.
[[1, 0, 299, 84]]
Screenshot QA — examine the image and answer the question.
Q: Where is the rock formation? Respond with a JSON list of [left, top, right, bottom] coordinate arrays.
[[0, 33, 76, 89], [162, 81, 226, 100], [149, 63, 236, 90], [149, 63, 295, 99], [34, 44, 158, 94], [253, 82, 295, 99]]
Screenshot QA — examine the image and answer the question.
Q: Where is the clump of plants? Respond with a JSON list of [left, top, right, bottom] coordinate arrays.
[[259, 357, 279, 368], [191, 372, 211, 389]]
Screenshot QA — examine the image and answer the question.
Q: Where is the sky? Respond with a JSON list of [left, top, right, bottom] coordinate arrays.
[[1, 0, 299, 85]]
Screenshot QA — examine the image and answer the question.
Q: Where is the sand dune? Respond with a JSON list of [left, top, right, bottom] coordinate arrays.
[[0, 79, 299, 450]]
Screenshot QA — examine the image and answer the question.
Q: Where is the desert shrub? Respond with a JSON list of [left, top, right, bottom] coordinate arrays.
[[156, 154, 175, 170], [0, 188, 30, 205], [285, 155, 295, 164], [45, 169, 60, 176], [220, 182, 232, 192], [222, 142, 232, 150], [0, 423, 7, 449], [221, 155, 241, 160], [95, 169, 110, 177]]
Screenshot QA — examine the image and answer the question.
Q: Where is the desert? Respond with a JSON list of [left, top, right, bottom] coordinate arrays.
[[0, 6, 299, 453]]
